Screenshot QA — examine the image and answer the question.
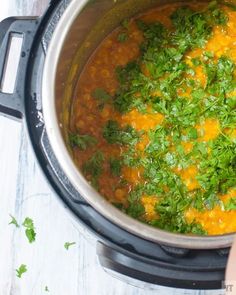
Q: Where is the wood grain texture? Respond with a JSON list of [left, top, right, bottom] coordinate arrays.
[[0, 1, 224, 294]]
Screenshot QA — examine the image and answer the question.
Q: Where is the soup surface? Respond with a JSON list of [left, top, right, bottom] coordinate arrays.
[[70, 1, 236, 235]]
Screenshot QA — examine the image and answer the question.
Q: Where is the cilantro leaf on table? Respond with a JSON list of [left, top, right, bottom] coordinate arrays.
[[207, 1, 229, 25], [16, 264, 27, 278], [64, 242, 76, 250], [22, 217, 36, 243], [9, 214, 19, 228]]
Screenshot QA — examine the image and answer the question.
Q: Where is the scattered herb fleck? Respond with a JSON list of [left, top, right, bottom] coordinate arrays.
[[9, 214, 19, 228], [16, 264, 27, 278], [64, 242, 76, 250], [45, 286, 49, 292], [22, 217, 36, 243]]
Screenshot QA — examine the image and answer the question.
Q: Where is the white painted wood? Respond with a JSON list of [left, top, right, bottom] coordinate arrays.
[[0, 1, 224, 294]]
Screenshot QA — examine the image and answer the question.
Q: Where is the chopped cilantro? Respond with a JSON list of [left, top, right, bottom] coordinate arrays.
[[16, 264, 27, 278], [92, 88, 111, 109], [196, 136, 236, 194], [192, 57, 202, 67], [22, 217, 36, 243], [171, 3, 227, 51], [203, 51, 214, 60], [117, 32, 128, 43], [121, 19, 129, 29], [137, 20, 167, 51], [122, 147, 141, 167], [103, 120, 141, 146], [205, 56, 235, 95], [225, 198, 236, 211], [9, 214, 19, 228], [112, 202, 125, 210], [69, 133, 97, 150], [83, 151, 104, 187], [151, 214, 206, 235], [188, 127, 198, 140], [114, 62, 142, 113], [92, 88, 111, 102], [109, 158, 122, 176], [64, 242, 76, 250], [126, 202, 145, 218]]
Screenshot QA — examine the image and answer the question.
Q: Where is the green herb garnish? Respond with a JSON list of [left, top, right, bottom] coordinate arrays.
[[109, 158, 122, 176], [92, 88, 111, 109], [86, 2, 236, 235], [83, 151, 104, 188], [117, 32, 128, 43], [225, 198, 236, 211], [69, 133, 97, 150], [126, 202, 145, 218], [103, 120, 141, 146]]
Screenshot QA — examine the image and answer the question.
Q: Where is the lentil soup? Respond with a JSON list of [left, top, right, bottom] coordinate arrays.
[[69, 1, 236, 235]]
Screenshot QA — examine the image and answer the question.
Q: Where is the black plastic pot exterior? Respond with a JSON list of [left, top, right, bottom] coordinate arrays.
[[0, 0, 230, 289]]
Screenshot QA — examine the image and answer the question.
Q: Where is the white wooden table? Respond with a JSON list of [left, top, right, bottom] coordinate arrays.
[[0, 1, 224, 295]]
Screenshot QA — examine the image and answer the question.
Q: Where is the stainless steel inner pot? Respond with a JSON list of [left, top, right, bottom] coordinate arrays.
[[42, 0, 235, 249]]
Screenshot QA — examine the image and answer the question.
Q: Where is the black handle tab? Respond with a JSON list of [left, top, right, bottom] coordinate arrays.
[[0, 17, 40, 119]]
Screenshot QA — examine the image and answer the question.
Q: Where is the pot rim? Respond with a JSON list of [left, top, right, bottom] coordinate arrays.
[[42, 0, 235, 249]]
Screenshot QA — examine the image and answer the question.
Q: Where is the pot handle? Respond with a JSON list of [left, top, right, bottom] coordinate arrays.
[[0, 17, 40, 119]]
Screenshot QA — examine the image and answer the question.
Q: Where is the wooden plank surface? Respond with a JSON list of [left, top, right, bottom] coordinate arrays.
[[0, 1, 224, 294]]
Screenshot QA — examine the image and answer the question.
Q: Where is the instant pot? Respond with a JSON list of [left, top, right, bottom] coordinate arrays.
[[0, 0, 233, 289]]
